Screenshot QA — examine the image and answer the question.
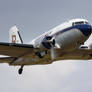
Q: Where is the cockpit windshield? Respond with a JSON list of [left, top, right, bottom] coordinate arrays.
[[75, 21, 84, 25], [72, 21, 88, 26]]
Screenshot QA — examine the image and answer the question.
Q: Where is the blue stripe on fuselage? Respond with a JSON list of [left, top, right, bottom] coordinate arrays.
[[55, 24, 92, 36]]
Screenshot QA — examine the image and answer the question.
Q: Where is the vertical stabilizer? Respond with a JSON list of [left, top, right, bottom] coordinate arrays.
[[9, 25, 23, 44]]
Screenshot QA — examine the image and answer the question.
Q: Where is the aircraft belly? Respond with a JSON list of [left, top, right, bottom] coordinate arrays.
[[10, 57, 37, 65], [10, 53, 52, 66]]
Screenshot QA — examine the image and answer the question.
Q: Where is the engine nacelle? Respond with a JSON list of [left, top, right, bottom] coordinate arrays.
[[41, 36, 55, 49]]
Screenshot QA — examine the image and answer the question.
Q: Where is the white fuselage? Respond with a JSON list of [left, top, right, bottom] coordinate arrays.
[[31, 19, 90, 51]]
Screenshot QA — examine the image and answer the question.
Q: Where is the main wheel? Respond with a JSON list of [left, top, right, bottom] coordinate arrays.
[[18, 68, 23, 74]]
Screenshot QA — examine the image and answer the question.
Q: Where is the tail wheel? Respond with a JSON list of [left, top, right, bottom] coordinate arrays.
[[18, 68, 23, 74], [18, 65, 24, 75]]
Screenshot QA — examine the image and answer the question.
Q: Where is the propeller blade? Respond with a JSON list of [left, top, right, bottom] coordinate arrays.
[[50, 47, 56, 60]]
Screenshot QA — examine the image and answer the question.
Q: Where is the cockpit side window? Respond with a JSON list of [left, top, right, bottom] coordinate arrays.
[[72, 22, 74, 26], [85, 21, 88, 24]]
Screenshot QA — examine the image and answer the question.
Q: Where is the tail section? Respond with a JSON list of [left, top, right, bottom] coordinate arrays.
[[9, 25, 23, 44]]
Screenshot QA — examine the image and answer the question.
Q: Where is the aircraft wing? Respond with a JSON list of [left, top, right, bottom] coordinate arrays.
[[18, 47, 92, 65], [0, 42, 34, 57], [54, 48, 92, 61], [0, 42, 92, 65], [0, 42, 52, 65]]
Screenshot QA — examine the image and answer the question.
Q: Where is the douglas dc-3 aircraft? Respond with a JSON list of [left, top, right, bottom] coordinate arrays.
[[0, 18, 92, 74]]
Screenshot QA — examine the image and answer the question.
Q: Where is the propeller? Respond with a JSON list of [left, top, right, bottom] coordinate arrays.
[[50, 45, 56, 60], [42, 36, 60, 60]]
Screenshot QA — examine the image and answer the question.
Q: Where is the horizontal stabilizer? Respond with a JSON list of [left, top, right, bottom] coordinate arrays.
[[0, 57, 14, 63]]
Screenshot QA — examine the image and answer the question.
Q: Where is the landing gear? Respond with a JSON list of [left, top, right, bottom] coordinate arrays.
[[18, 65, 24, 75]]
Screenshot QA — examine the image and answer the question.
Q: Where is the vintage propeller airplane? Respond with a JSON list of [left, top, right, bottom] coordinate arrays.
[[0, 18, 92, 74]]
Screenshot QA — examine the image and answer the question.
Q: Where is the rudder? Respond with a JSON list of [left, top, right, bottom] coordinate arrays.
[[9, 25, 23, 44]]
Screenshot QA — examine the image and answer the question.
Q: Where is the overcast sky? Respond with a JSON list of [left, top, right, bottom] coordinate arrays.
[[0, 0, 92, 92]]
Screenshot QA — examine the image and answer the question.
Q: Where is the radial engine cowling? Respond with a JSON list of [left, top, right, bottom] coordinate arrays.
[[41, 36, 55, 49]]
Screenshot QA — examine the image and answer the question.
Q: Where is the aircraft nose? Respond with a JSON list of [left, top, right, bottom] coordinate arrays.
[[78, 24, 92, 36]]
